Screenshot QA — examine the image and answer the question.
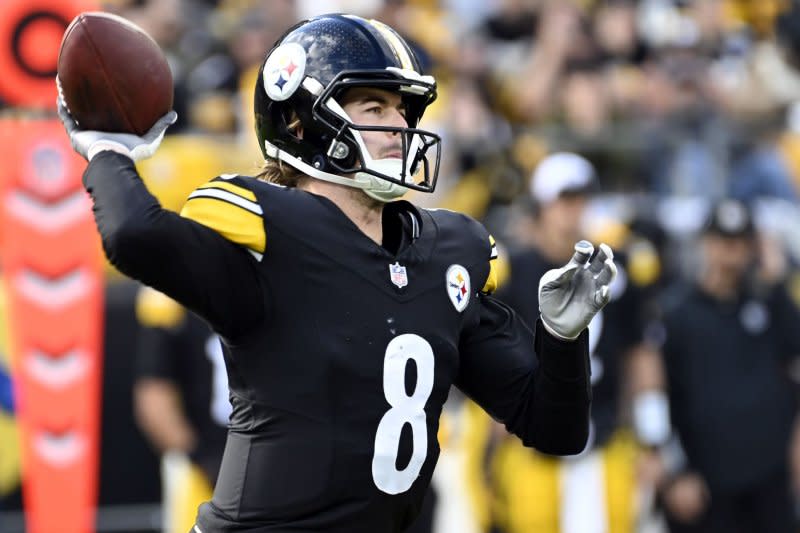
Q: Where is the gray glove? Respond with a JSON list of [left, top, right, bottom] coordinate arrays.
[[538, 240, 617, 340], [56, 77, 176, 162]]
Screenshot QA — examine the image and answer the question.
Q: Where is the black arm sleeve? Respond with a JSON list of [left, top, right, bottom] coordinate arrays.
[[456, 294, 591, 455], [134, 325, 179, 382], [83, 151, 264, 339]]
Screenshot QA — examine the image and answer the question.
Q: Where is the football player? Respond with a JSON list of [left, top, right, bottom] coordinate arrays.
[[57, 14, 616, 533]]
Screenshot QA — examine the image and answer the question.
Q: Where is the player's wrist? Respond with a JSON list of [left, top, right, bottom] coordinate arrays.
[[534, 318, 589, 382], [87, 140, 132, 161], [539, 314, 580, 341]]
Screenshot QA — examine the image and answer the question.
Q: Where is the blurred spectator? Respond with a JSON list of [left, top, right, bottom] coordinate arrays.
[[499, 1, 590, 124], [656, 198, 800, 533], [593, 0, 648, 65], [222, 0, 300, 137], [112, 0, 195, 132], [777, 0, 800, 72], [560, 60, 612, 140], [133, 287, 229, 533], [464, 153, 667, 533], [638, 52, 730, 197], [777, 1, 800, 197], [728, 124, 799, 203]]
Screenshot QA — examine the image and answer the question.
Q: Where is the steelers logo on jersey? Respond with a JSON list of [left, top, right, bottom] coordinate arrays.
[[446, 264, 470, 312]]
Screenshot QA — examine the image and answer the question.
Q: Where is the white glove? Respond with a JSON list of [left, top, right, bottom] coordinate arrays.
[[538, 240, 617, 340], [56, 77, 176, 162]]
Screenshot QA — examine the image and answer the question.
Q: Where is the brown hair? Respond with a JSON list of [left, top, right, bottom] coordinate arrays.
[[256, 158, 306, 187], [255, 115, 306, 187]]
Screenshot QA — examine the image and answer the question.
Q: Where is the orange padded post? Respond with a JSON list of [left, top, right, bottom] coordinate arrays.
[[1, 1, 103, 531], [1, 117, 104, 533]]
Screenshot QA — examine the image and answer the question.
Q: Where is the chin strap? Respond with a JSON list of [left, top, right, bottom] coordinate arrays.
[[264, 141, 409, 202]]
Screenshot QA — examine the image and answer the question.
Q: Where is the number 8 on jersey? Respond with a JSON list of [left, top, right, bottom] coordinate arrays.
[[372, 334, 435, 494]]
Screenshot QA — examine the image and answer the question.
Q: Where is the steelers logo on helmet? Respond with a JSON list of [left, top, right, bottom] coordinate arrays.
[[262, 42, 306, 102]]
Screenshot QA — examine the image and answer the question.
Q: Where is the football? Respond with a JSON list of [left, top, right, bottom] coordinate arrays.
[[57, 12, 173, 135]]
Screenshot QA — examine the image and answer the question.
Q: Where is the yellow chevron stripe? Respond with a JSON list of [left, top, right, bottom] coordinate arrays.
[[181, 197, 266, 254], [368, 19, 414, 71], [197, 180, 257, 202]]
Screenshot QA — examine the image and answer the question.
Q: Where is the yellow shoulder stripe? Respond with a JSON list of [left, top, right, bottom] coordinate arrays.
[[481, 234, 501, 294], [197, 181, 257, 202], [181, 197, 266, 254], [482, 260, 498, 294]]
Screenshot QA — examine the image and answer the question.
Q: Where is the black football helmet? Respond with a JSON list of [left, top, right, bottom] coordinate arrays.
[[254, 14, 441, 201]]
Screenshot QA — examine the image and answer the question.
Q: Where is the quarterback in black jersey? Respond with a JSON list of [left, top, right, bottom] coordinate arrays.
[[58, 14, 616, 533]]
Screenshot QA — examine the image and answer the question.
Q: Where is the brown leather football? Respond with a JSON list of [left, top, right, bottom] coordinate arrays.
[[57, 12, 173, 135]]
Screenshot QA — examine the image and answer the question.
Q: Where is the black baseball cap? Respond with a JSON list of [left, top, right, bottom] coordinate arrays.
[[704, 199, 755, 238]]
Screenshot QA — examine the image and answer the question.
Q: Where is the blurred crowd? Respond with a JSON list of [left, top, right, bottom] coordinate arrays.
[[90, 0, 800, 269], [3, 0, 800, 532]]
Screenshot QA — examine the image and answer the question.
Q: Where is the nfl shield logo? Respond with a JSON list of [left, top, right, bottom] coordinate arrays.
[[389, 262, 408, 288]]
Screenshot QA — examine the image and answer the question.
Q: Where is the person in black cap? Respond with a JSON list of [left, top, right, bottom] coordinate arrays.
[[656, 198, 800, 533], [705, 198, 756, 237]]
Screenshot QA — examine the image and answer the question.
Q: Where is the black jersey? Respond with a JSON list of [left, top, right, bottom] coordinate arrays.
[[83, 152, 590, 533], [497, 246, 646, 448]]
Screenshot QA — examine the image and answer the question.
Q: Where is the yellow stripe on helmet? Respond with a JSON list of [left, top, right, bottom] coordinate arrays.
[[367, 19, 415, 71]]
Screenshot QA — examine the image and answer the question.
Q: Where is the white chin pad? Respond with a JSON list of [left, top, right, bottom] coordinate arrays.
[[369, 158, 406, 187], [356, 159, 410, 202]]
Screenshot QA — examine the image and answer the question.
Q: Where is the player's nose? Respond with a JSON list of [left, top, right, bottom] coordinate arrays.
[[387, 109, 408, 131]]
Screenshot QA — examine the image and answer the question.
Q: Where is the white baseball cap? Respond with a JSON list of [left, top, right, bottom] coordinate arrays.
[[529, 152, 597, 205]]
